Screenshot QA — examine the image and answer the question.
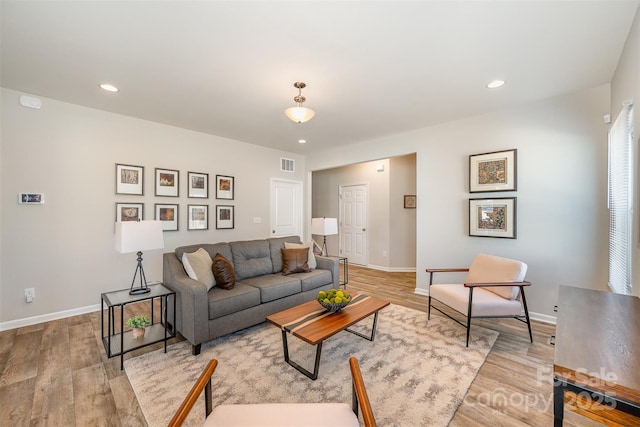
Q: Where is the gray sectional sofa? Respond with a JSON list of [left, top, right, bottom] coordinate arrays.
[[163, 235, 339, 355]]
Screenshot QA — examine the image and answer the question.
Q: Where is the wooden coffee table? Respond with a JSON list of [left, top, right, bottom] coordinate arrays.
[[266, 294, 390, 380]]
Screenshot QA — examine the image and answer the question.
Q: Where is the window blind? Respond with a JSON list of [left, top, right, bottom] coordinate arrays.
[[608, 101, 634, 295]]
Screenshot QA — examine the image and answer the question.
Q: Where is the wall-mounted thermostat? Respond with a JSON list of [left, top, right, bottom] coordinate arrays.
[[18, 193, 45, 204]]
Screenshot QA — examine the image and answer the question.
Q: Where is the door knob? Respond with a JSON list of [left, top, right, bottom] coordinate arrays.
[[362, 228, 366, 232], [272, 230, 275, 234]]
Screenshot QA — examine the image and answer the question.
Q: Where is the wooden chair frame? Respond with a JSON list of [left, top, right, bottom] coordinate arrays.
[[426, 268, 533, 347], [168, 357, 377, 427]]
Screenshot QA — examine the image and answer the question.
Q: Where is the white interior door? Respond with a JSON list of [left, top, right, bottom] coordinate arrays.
[[340, 184, 368, 265], [270, 178, 303, 238]]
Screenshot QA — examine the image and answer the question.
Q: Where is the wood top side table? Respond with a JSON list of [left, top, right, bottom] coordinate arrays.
[[553, 285, 640, 425]]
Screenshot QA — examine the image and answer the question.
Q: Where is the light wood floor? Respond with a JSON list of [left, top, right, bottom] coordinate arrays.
[[0, 265, 601, 426]]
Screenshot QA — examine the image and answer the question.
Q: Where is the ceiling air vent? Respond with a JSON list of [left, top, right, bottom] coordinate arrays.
[[281, 158, 295, 172]]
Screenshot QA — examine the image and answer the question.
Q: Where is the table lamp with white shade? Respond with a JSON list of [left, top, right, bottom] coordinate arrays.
[[311, 217, 338, 256], [115, 220, 165, 295]]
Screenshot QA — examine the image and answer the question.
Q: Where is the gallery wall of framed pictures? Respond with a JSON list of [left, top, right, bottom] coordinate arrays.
[[467, 149, 517, 239], [114, 163, 236, 231]]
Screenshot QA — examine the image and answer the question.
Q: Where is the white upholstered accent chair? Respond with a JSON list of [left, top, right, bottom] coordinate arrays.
[[168, 357, 377, 427], [427, 253, 533, 347]]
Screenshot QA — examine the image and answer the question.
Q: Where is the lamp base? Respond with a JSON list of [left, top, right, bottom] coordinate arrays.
[[129, 251, 151, 295], [129, 287, 151, 296]]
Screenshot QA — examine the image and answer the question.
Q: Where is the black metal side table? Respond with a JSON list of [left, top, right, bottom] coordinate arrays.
[[327, 256, 348, 288], [101, 283, 176, 370]]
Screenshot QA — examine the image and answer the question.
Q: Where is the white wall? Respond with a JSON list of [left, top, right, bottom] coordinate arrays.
[[308, 85, 611, 319], [311, 155, 416, 270], [312, 159, 390, 266], [0, 88, 305, 326], [611, 7, 640, 297], [389, 154, 416, 269]]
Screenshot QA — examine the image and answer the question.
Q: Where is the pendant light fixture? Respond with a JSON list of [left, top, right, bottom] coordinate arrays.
[[285, 82, 315, 123]]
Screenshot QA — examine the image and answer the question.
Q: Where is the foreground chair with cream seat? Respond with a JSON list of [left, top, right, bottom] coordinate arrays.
[[426, 253, 532, 347], [168, 357, 376, 427]]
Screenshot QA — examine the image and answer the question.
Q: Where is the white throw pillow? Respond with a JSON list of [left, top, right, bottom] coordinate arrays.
[[182, 248, 215, 290], [284, 242, 316, 270], [466, 253, 527, 300]]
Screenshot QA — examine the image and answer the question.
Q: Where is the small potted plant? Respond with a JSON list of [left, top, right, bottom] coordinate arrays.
[[126, 315, 151, 339]]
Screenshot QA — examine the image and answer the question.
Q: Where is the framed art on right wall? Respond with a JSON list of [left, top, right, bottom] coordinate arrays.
[[469, 149, 517, 193], [469, 197, 516, 239]]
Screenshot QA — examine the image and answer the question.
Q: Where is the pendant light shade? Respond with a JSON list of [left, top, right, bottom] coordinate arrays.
[[285, 82, 315, 123], [285, 106, 315, 123]]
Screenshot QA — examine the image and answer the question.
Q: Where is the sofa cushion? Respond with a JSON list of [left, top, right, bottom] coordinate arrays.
[[181, 248, 215, 291], [430, 284, 523, 317], [281, 248, 310, 276], [284, 241, 317, 269], [204, 403, 359, 427], [230, 240, 273, 280], [297, 269, 333, 292], [238, 274, 302, 303], [212, 253, 236, 290], [268, 236, 302, 273], [176, 243, 233, 266], [466, 253, 527, 300], [207, 283, 261, 320]]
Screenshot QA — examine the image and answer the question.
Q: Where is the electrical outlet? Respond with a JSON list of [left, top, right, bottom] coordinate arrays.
[[382, 251, 388, 257], [25, 288, 35, 303]]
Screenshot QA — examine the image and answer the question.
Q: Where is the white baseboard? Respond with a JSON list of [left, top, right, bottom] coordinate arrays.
[[365, 264, 416, 273], [0, 304, 101, 331], [529, 312, 557, 324]]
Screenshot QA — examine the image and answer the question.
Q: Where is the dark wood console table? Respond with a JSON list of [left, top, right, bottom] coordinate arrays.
[[553, 285, 640, 426]]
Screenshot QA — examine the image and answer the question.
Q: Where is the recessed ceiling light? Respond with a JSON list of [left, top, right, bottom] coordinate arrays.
[[99, 83, 119, 92], [298, 139, 307, 144], [486, 80, 506, 89]]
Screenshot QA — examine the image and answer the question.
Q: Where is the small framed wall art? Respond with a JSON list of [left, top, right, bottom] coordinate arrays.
[[469, 197, 516, 239], [216, 205, 234, 229], [116, 163, 144, 195], [188, 171, 209, 198], [116, 202, 143, 222], [404, 195, 416, 209], [155, 168, 179, 197], [469, 149, 517, 193], [216, 175, 234, 200], [155, 203, 179, 231], [187, 204, 208, 230]]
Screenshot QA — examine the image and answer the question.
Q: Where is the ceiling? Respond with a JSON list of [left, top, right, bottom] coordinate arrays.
[[2, 1, 638, 154]]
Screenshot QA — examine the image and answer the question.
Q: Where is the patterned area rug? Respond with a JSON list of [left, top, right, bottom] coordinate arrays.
[[125, 304, 498, 427]]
